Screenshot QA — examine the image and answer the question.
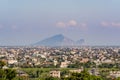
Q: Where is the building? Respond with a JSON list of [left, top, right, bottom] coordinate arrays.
[[69, 69, 83, 73], [89, 68, 99, 76], [50, 70, 60, 78], [109, 71, 120, 78], [60, 61, 68, 68]]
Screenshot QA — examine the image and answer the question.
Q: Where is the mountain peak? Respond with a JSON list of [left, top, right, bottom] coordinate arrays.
[[54, 34, 64, 38], [34, 34, 85, 46]]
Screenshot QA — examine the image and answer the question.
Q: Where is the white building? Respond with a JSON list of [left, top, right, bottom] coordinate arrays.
[[109, 71, 120, 78], [50, 70, 60, 78]]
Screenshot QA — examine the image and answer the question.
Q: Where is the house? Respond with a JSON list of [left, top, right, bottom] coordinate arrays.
[[16, 70, 29, 80], [50, 70, 60, 78], [80, 58, 89, 63], [109, 71, 120, 78], [60, 61, 68, 68], [69, 69, 83, 73], [8, 60, 18, 65], [89, 68, 99, 76]]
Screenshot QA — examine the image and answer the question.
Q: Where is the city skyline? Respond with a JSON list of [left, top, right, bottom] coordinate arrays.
[[0, 0, 120, 46]]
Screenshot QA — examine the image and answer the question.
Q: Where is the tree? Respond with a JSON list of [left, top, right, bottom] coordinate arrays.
[[44, 76, 59, 80], [0, 60, 6, 69], [0, 69, 5, 79], [4, 69, 16, 80], [63, 70, 104, 80], [0, 61, 16, 80], [116, 77, 120, 80]]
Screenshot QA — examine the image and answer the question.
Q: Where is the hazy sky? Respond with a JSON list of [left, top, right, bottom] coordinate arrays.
[[0, 0, 120, 46]]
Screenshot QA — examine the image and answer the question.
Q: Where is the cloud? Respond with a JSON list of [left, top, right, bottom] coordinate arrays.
[[79, 23, 87, 27], [67, 20, 77, 26], [0, 24, 19, 30], [111, 22, 120, 27], [101, 22, 109, 27], [56, 20, 87, 29], [56, 22, 66, 28], [101, 21, 120, 28]]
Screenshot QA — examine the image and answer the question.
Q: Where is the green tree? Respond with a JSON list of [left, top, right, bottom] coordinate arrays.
[[0, 60, 6, 69], [4, 69, 16, 80], [44, 76, 59, 80], [116, 77, 120, 80], [63, 70, 104, 80], [0, 69, 5, 79]]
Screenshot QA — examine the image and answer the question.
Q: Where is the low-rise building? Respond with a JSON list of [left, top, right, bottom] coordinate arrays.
[[60, 61, 68, 68], [50, 70, 60, 78], [109, 71, 120, 78], [69, 69, 83, 73]]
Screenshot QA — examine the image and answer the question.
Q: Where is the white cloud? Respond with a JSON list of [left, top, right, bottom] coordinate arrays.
[[56, 20, 87, 30], [101, 21, 120, 28], [111, 22, 120, 27], [101, 22, 109, 27], [0, 24, 19, 30], [56, 22, 66, 28], [79, 23, 87, 27], [67, 20, 77, 26]]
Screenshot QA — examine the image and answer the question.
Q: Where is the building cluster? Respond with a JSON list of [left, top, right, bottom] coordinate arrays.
[[0, 46, 120, 78]]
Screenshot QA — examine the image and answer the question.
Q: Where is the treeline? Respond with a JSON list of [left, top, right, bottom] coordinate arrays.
[[1, 60, 120, 80], [0, 61, 16, 80]]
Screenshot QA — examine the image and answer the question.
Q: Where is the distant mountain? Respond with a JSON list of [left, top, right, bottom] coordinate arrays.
[[34, 34, 85, 46], [76, 39, 85, 45]]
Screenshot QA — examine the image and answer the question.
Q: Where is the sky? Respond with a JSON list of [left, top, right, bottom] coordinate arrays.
[[0, 0, 120, 46]]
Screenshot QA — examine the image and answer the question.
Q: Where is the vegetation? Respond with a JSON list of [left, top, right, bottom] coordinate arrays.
[[0, 61, 16, 80], [62, 70, 104, 80], [1, 60, 120, 80], [0, 60, 6, 69]]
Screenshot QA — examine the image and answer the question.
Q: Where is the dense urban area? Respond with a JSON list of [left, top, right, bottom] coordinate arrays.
[[0, 46, 120, 80]]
